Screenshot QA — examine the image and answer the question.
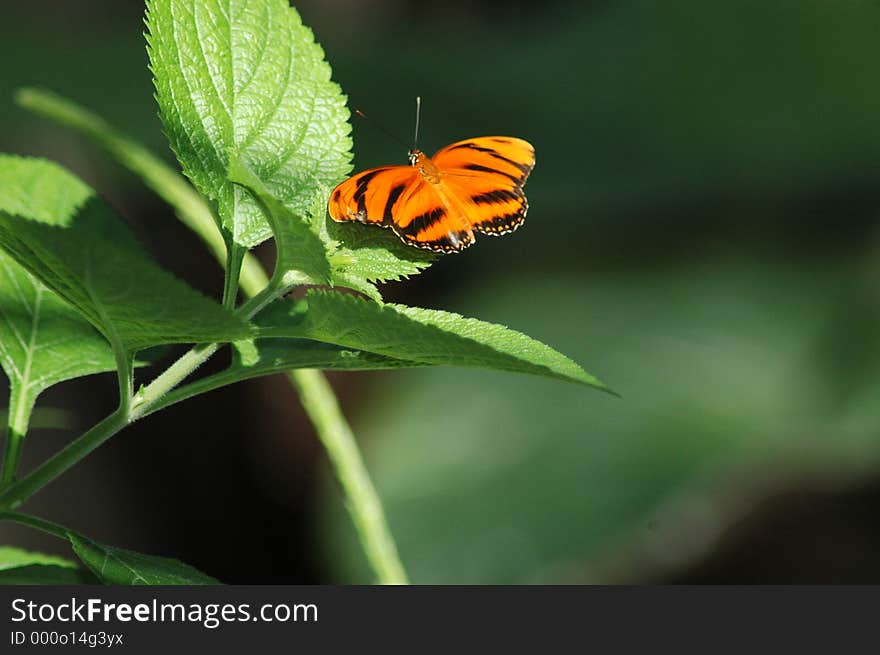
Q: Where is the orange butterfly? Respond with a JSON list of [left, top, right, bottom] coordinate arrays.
[[328, 132, 535, 254]]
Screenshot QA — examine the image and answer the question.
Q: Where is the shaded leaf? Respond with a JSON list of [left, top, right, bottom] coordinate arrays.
[[326, 217, 437, 284], [0, 156, 252, 353], [150, 337, 420, 414], [69, 533, 220, 585], [258, 290, 608, 388], [306, 189, 436, 301], [0, 565, 99, 585], [0, 251, 117, 419], [227, 158, 331, 286]]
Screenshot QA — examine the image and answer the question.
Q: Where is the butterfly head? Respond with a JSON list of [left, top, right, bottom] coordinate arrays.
[[408, 149, 441, 183]]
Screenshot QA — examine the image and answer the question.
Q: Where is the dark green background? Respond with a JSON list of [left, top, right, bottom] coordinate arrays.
[[2, 0, 880, 583]]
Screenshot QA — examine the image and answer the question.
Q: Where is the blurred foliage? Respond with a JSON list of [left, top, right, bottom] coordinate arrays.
[[322, 255, 880, 582], [0, 4, 162, 160]]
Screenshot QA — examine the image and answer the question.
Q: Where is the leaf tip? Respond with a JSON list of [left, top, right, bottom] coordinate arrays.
[[571, 368, 618, 396], [13, 86, 38, 110]]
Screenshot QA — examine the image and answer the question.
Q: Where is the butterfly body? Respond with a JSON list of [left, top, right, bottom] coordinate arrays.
[[408, 149, 439, 180], [328, 137, 535, 253]]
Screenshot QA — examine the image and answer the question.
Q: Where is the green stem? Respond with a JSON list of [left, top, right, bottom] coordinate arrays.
[[0, 435, 23, 487], [0, 510, 70, 540], [1, 285, 43, 487], [0, 386, 35, 486], [238, 282, 283, 319], [0, 341, 223, 510], [0, 409, 128, 510], [130, 343, 220, 421], [0, 287, 277, 508], [114, 349, 134, 418], [291, 369, 408, 584], [0, 346, 220, 510], [222, 240, 246, 310]]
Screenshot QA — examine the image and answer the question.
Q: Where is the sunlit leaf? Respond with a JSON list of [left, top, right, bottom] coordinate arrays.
[[0, 156, 252, 353], [258, 290, 608, 388], [146, 0, 352, 248], [0, 546, 97, 584]]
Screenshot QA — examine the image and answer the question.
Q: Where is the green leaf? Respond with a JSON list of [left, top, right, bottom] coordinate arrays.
[[0, 251, 117, 415], [306, 189, 436, 301], [14, 87, 271, 300], [329, 222, 437, 284], [0, 545, 78, 569], [0, 565, 98, 584], [258, 290, 608, 388], [69, 533, 220, 585], [146, 0, 352, 249], [0, 546, 97, 584], [149, 338, 420, 415], [0, 156, 252, 353], [227, 158, 331, 286]]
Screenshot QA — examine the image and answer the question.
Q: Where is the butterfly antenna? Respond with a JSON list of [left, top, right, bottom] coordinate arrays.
[[413, 96, 422, 151], [353, 108, 409, 149]]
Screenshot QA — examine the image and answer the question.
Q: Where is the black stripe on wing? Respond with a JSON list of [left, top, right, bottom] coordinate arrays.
[[471, 194, 528, 237], [449, 142, 534, 178], [382, 183, 408, 223], [397, 207, 446, 236], [463, 163, 522, 185], [352, 168, 392, 210], [470, 189, 521, 205]]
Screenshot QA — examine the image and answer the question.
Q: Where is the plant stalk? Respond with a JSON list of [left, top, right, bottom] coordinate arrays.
[[291, 369, 408, 584], [114, 349, 135, 419], [0, 510, 71, 540], [0, 386, 34, 486], [15, 87, 410, 584], [222, 240, 246, 310], [0, 409, 128, 509], [0, 340, 221, 510], [0, 278, 288, 510], [130, 343, 221, 421]]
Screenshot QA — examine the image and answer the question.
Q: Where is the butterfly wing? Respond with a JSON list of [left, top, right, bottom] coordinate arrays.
[[328, 165, 419, 226], [434, 137, 535, 185], [329, 164, 475, 253], [377, 180, 471, 252], [433, 137, 535, 236]]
